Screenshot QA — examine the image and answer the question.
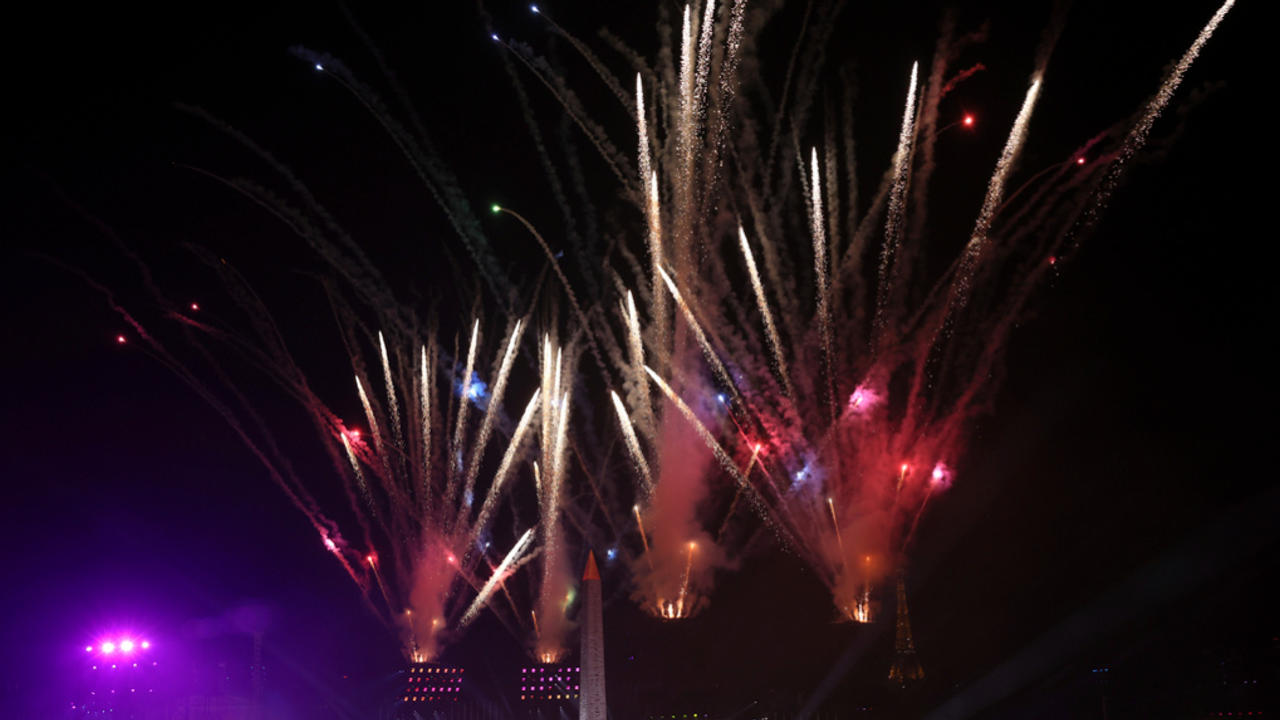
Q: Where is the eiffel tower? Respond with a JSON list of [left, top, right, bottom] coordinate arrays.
[[888, 567, 924, 684]]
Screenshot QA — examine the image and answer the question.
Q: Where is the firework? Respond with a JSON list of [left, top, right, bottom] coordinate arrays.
[[504, 0, 1235, 627], [104, 0, 1236, 664], [101, 251, 548, 660]]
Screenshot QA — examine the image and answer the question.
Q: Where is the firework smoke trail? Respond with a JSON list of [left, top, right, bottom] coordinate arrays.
[[354, 376, 389, 476], [611, 390, 655, 495], [637, 74, 653, 195], [418, 343, 434, 509], [657, 267, 740, 402], [367, 554, 394, 613], [677, 5, 695, 186], [463, 389, 541, 551], [493, 206, 609, 379], [738, 226, 794, 399], [446, 319, 481, 502], [638, 71, 668, 362], [534, 338, 574, 661], [1083, 0, 1235, 231], [287, 50, 515, 313], [460, 527, 537, 627], [826, 496, 845, 559], [341, 431, 376, 516], [951, 75, 1044, 309], [633, 504, 655, 570], [377, 332, 403, 451], [623, 289, 656, 439], [672, 541, 698, 618], [872, 62, 919, 343], [457, 319, 525, 527], [808, 147, 837, 421], [644, 366, 773, 528]]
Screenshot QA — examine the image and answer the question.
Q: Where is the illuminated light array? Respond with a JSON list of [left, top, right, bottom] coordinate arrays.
[[401, 664, 465, 704], [518, 664, 582, 703], [89, 638, 152, 655]]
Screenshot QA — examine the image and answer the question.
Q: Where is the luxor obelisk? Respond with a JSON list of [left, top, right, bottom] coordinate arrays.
[[579, 551, 606, 720]]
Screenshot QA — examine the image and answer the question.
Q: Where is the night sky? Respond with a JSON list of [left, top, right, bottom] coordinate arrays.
[[1, 1, 1270, 718]]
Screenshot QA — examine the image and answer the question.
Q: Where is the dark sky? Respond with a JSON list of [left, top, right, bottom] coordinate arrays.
[[1, 1, 1270, 718]]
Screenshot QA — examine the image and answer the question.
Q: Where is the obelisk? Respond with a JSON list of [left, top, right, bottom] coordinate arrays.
[[579, 550, 606, 720]]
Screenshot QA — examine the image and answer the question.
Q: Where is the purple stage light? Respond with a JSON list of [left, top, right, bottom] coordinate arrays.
[[101, 641, 116, 654], [120, 639, 135, 653]]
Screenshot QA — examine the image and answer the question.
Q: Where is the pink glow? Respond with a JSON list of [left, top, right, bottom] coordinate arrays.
[[101, 642, 115, 654], [120, 640, 135, 653], [115, 335, 126, 344], [930, 462, 954, 488], [847, 383, 880, 414], [963, 113, 975, 127]]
